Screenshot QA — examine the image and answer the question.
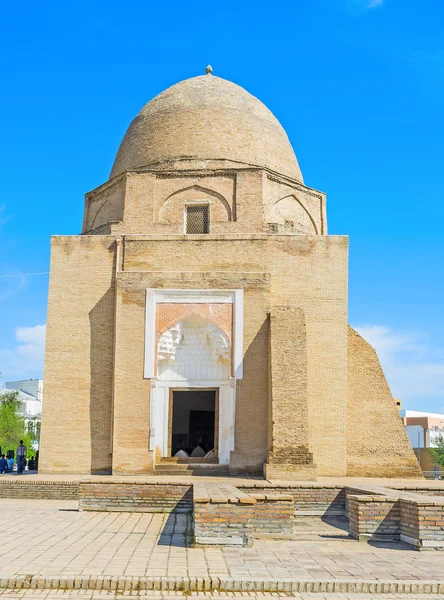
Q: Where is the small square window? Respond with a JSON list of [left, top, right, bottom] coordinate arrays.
[[186, 205, 209, 234]]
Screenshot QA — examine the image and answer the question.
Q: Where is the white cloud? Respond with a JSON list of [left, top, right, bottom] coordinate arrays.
[[0, 325, 46, 381], [351, 0, 384, 10], [0, 269, 27, 302], [354, 324, 444, 407], [0, 205, 12, 230]]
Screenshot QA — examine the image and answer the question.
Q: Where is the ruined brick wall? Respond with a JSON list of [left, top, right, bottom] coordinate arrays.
[[346, 327, 422, 478], [39, 236, 115, 474], [266, 307, 315, 479], [269, 236, 349, 476]]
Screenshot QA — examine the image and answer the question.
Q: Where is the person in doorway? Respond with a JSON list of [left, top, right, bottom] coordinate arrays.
[[28, 457, 36, 471], [0, 455, 8, 473], [16, 441, 27, 475]]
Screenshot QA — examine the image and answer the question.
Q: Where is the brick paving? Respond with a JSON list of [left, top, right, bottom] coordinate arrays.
[[0, 591, 444, 599], [0, 500, 443, 587]]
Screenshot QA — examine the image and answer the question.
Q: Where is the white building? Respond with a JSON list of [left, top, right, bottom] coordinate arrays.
[[400, 409, 444, 474], [1, 379, 43, 448], [400, 410, 444, 448], [4, 379, 43, 418]]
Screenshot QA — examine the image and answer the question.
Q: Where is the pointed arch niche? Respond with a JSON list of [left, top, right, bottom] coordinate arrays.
[[268, 194, 318, 234], [145, 289, 244, 465], [157, 185, 232, 227], [157, 315, 231, 381]]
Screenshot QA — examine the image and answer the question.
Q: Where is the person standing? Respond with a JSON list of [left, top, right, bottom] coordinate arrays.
[[16, 441, 27, 475], [0, 455, 7, 473]]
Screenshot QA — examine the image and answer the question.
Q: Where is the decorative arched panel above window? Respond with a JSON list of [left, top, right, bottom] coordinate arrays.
[[267, 194, 318, 235], [158, 185, 231, 232]]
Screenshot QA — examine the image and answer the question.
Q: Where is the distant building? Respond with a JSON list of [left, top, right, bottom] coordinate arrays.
[[1, 379, 43, 447], [401, 410, 444, 474]]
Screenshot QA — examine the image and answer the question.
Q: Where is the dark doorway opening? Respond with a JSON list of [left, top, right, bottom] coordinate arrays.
[[171, 390, 216, 456]]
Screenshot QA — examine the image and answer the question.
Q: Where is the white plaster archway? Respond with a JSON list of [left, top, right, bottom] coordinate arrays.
[[151, 314, 234, 464], [157, 315, 230, 381]]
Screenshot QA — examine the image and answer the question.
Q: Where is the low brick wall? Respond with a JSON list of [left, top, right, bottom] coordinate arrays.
[[348, 494, 400, 542], [240, 484, 345, 516], [250, 493, 294, 538], [344, 485, 386, 519], [0, 480, 79, 500], [193, 499, 255, 547], [400, 497, 444, 550], [391, 486, 444, 498], [193, 483, 255, 547], [79, 482, 192, 513]]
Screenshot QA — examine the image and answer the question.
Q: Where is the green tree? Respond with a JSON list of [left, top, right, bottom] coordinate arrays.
[[26, 418, 41, 447], [429, 436, 444, 468], [0, 391, 33, 456]]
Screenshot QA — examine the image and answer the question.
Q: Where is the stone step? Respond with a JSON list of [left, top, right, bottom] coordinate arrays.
[[155, 463, 226, 471], [154, 469, 229, 477], [159, 457, 218, 464], [154, 463, 229, 477]]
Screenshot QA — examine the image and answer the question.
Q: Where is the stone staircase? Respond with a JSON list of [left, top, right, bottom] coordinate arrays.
[[154, 458, 229, 476]]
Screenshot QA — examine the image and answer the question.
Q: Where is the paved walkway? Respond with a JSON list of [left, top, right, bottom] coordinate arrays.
[[0, 591, 443, 599], [1, 474, 444, 489], [1, 500, 444, 585]]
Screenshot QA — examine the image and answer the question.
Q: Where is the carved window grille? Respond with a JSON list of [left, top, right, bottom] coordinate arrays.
[[186, 205, 210, 234]]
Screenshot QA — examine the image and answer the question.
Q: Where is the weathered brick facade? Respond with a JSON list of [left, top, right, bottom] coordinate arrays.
[[39, 71, 421, 479]]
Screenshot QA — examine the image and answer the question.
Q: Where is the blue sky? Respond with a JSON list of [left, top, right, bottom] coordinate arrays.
[[0, 0, 443, 411]]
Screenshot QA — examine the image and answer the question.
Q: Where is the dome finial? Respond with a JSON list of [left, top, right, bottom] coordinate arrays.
[[205, 64, 213, 75]]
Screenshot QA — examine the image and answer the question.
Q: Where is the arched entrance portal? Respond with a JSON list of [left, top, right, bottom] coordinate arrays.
[[152, 315, 233, 464]]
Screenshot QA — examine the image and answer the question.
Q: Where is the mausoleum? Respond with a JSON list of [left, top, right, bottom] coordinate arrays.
[[39, 68, 421, 479]]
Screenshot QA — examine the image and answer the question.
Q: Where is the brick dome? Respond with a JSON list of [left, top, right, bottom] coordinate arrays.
[[110, 73, 303, 182]]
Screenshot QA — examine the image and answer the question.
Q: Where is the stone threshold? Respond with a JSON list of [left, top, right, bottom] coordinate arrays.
[[1, 576, 444, 595]]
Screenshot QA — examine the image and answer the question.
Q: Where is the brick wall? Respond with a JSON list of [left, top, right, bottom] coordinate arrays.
[[0, 481, 79, 500], [41, 228, 417, 479], [266, 308, 315, 480], [250, 494, 294, 538], [79, 482, 192, 513], [400, 498, 444, 550], [193, 500, 255, 547], [348, 495, 400, 542], [391, 487, 444, 497], [240, 484, 345, 516], [192, 482, 298, 546], [40, 236, 116, 474]]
